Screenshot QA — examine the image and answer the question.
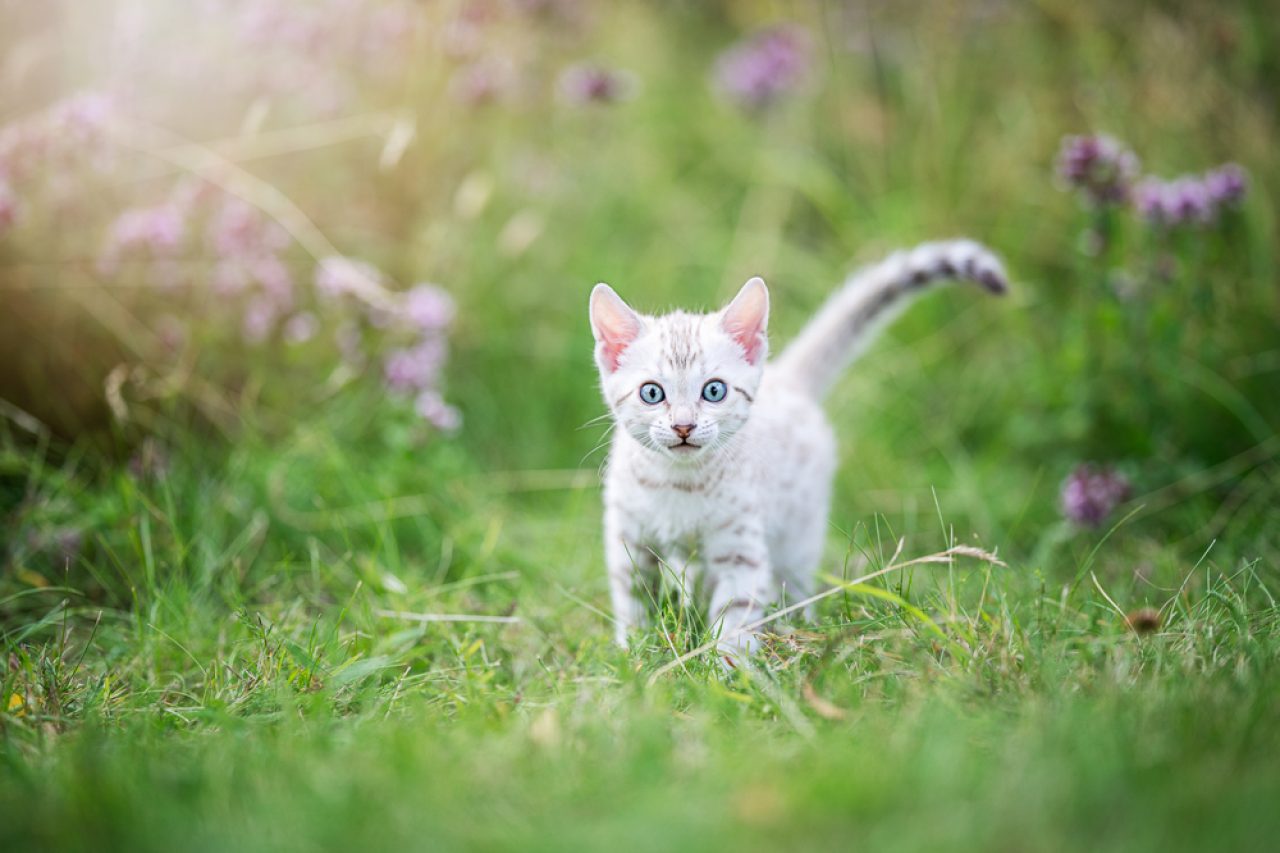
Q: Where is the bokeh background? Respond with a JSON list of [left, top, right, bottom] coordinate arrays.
[[2, 1, 1279, 850]]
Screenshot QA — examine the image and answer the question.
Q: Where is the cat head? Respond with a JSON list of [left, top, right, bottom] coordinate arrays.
[[589, 278, 769, 461]]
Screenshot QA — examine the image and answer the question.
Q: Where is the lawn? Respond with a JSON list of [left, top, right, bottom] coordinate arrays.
[[2, 2, 1279, 850]]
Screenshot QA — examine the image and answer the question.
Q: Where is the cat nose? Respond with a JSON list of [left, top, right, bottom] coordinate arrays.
[[672, 423, 695, 440]]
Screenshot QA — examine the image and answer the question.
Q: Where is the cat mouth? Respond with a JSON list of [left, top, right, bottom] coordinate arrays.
[[668, 440, 701, 453]]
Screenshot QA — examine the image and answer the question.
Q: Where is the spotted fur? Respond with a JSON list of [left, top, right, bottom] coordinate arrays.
[[589, 240, 1008, 664]]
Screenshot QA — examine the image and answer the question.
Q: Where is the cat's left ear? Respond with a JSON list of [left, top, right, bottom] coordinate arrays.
[[721, 276, 769, 365]]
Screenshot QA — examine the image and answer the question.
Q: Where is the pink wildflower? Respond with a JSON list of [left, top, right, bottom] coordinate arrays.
[[557, 63, 639, 105], [404, 284, 456, 331], [242, 296, 279, 344], [713, 25, 812, 109], [283, 311, 320, 344], [0, 179, 18, 234], [1061, 464, 1131, 528], [315, 255, 383, 299], [383, 338, 447, 393], [414, 389, 462, 431]]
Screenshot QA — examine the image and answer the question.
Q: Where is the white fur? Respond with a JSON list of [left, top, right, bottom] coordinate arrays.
[[590, 240, 1007, 665]]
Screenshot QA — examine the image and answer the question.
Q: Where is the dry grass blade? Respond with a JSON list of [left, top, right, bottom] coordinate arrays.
[[801, 681, 848, 721], [646, 544, 1005, 684], [375, 610, 521, 625]]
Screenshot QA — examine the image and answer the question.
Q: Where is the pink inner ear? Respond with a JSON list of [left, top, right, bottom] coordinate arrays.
[[722, 277, 769, 365], [598, 335, 635, 373], [591, 284, 642, 373]]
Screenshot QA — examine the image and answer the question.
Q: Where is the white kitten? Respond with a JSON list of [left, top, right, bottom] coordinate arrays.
[[589, 240, 1007, 665]]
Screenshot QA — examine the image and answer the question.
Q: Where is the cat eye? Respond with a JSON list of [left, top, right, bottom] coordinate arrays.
[[638, 382, 666, 405], [701, 380, 728, 403]]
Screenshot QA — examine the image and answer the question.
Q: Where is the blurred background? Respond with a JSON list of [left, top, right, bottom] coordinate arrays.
[[1, 0, 1277, 603]]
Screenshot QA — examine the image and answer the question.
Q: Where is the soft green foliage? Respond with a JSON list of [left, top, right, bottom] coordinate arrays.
[[3, 2, 1279, 850]]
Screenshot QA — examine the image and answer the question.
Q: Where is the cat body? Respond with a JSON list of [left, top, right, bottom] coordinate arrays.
[[590, 240, 1007, 662]]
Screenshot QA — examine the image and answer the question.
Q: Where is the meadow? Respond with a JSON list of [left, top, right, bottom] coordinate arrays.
[[2, 2, 1279, 850]]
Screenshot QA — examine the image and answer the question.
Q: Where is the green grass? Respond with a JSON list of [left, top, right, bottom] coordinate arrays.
[[3, 1, 1280, 850]]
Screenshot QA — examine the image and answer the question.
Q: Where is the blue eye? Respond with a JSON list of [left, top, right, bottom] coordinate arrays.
[[702, 380, 727, 402], [639, 383, 665, 404]]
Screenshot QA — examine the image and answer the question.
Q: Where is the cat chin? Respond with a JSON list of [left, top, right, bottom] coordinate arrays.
[[666, 443, 702, 455], [657, 442, 712, 463]]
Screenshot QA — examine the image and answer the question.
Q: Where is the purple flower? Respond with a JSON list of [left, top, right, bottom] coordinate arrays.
[[383, 339, 446, 393], [404, 284, 456, 331], [414, 389, 462, 432], [208, 198, 289, 259], [168, 179, 219, 214], [108, 204, 187, 254], [48, 92, 114, 145], [1169, 177, 1214, 224], [315, 255, 383, 299], [557, 63, 638, 105], [283, 311, 319, 344], [0, 179, 18, 234], [1056, 134, 1140, 206], [98, 203, 187, 274], [1133, 164, 1249, 228], [242, 296, 280, 344], [0, 91, 115, 184], [449, 58, 514, 106], [1061, 464, 1131, 528], [212, 259, 252, 295], [1203, 163, 1248, 209], [250, 254, 294, 307], [713, 25, 812, 109]]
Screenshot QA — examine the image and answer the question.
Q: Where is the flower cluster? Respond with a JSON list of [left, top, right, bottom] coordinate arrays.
[[1133, 164, 1248, 228], [557, 63, 639, 105], [1057, 134, 1250, 227], [95, 183, 302, 342], [440, 12, 814, 113], [1061, 464, 1131, 528], [0, 92, 114, 174], [449, 58, 517, 107], [313, 259, 460, 431], [0, 180, 18, 236], [713, 25, 813, 109], [0, 90, 462, 432], [380, 283, 461, 432], [1055, 135, 1141, 207], [0, 92, 116, 233]]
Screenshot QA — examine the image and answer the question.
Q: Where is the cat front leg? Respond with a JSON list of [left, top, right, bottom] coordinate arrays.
[[705, 522, 775, 666], [604, 508, 656, 649]]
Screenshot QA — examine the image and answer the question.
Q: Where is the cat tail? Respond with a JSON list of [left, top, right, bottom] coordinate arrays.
[[773, 239, 1008, 399]]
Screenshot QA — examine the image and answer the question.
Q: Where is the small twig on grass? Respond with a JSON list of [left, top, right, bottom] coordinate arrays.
[[374, 609, 521, 625], [646, 543, 1006, 686]]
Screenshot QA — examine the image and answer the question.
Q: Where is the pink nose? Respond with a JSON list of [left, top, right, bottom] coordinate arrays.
[[672, 424, 695, 440]]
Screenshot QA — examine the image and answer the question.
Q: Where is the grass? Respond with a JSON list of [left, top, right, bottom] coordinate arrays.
[[3, 1, 1280, 850]]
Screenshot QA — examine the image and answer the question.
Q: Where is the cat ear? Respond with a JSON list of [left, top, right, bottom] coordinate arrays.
[[590, 283, 643, 373], [721, 276, 769, 365]]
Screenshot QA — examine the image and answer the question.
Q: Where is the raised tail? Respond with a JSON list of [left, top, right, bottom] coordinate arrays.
[[773, 239, 1008, 398]]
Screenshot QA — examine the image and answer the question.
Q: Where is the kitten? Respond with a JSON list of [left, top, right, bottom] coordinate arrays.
[[589, 240, 1007, 664]]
